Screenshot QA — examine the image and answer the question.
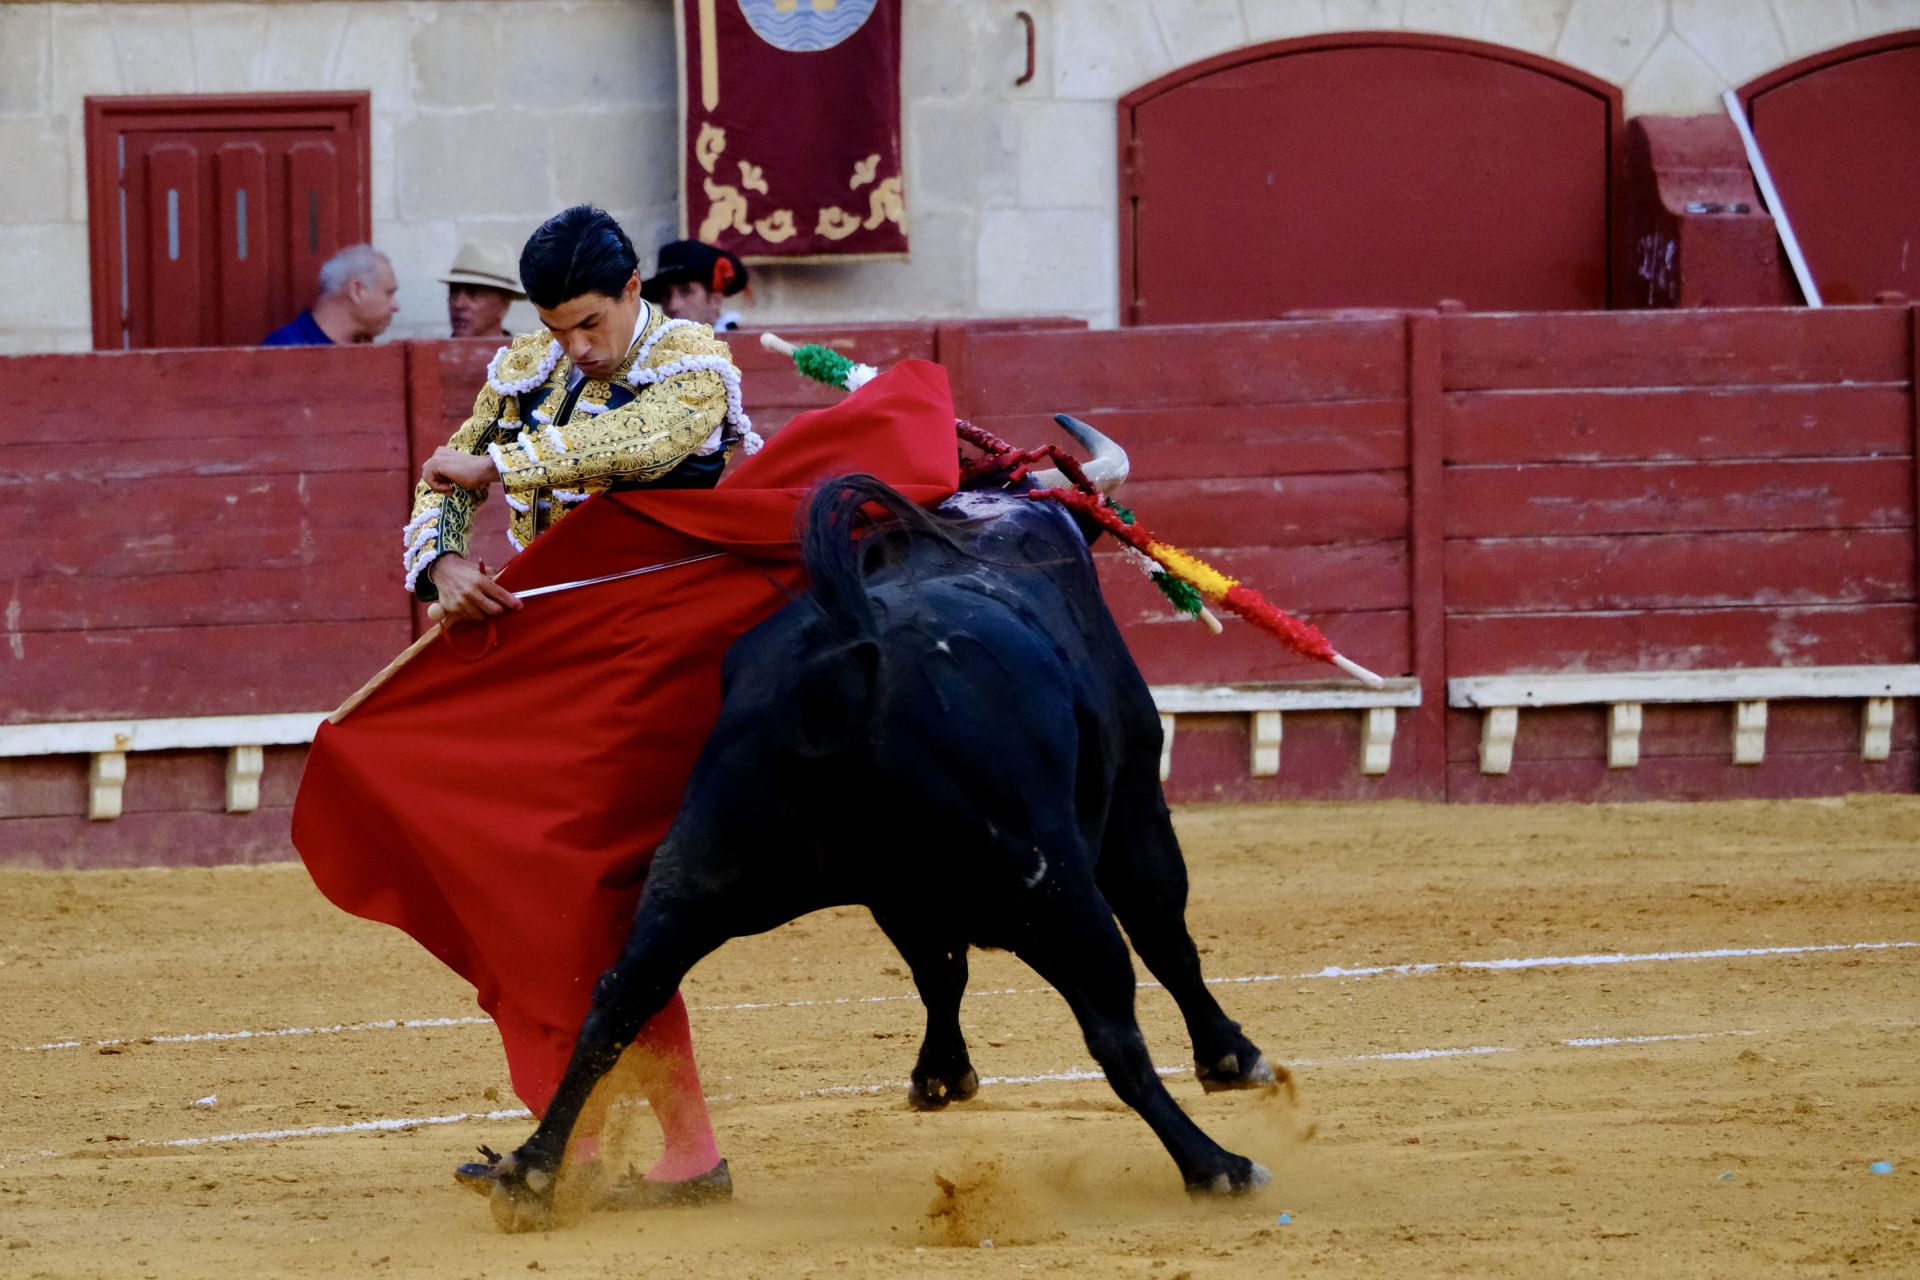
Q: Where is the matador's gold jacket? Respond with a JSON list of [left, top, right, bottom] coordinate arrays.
[[401, 304, 752, 601]]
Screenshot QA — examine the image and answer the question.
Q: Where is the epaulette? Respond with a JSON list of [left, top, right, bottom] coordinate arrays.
[[487, 330, 563, 395]]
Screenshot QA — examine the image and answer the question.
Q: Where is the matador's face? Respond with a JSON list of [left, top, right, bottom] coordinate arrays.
[[537, 271, 645, 381]]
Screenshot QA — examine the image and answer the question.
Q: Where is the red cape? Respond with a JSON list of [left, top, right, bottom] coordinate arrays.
[[292, 361, 959, 1113]]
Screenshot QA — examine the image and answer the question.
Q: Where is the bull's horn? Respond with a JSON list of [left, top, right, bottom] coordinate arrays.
[[1030, 413, 1130, 494]]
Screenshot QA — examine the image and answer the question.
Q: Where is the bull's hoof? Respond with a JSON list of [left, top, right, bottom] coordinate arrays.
[[453, 1145, 505, 1197], [907, 1067, 979, 1111], [487, 1159, 557, 1234], [1186, 1158, 1272, 1197], [1196, 1052, 1281, 1094]]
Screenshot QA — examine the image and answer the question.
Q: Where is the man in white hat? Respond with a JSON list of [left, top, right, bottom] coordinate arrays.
[[440, 240, 526, 339]]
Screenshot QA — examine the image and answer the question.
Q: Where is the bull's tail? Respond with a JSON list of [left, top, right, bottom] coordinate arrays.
[[800, 473, 966, 644]]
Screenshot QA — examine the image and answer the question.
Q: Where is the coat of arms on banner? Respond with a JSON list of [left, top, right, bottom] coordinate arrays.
[[678, 0, 907, 260], [735, 0, 880, 51]]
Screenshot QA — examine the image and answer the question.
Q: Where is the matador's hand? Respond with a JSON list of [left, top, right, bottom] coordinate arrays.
[[428, 555, 521, 623], [423, 447, 499, 494]]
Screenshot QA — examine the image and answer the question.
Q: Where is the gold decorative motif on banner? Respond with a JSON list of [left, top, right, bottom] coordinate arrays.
[[753, 210, 797, 242], [816, 206, 862, 240], [849, 153, 880, 189], [862, 176, 904, 230], [695, 123, 727, 173], [701, 178, 753, 240], [739, 161, 769, 195]]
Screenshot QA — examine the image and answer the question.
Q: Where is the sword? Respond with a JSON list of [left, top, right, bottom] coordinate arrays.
[[331, 551, 728, 724]]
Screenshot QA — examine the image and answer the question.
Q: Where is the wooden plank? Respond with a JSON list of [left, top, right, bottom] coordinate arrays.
[[2, 469, 403, 542], [1444, 700, 1919, 763], [1161, 711, 1423, 804], [957, 318, 1409, 414], [1099, 541, 1409, 615], [1444, 529, 1914, 613], [1439, 307, 1911, 391], [2, 620, 412, 724], [0, 346, 407, 445], [1446, 603, 1918, 675], [1448, 664, 1920, 707], [1152, 679, 1421, 712], [0, 808, 298, 870], [1445, 749, 1918, 804], [1443, 385, 1912, 466], [1116, 608, 1410, 687], [1115, 472, 1406, 548], [0, 756, 85, 819], [0, 715, 326, 757], [5, 564, 402, 632], [973, 401, 1407, 479], [9, 526, 396, 582], [1446, 458, 1914, 538], [0, 432, 406, 485]]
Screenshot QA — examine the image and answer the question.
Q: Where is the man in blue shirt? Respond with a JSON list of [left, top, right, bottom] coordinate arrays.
[[263, 244, 401, 346]]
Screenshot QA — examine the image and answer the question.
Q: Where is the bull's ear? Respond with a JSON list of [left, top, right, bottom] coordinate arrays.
[[791, 640, 879, 758]]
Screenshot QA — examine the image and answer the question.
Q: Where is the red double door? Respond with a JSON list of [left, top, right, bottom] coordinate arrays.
[[86, 94, 372, 350], [1120, 35, 1622, 323]]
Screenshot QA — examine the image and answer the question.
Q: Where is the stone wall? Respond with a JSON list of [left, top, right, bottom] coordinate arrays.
[[0, 0, 1908, 350]]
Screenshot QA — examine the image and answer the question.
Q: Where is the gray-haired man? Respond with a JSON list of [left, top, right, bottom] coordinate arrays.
[[263, 244, 401, 346]]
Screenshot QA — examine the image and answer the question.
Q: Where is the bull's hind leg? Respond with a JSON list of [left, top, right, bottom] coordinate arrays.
[[1013, 876, 1269, 1194], [872, 910, 977, 1109], [1096, 755, 1276, 1093]]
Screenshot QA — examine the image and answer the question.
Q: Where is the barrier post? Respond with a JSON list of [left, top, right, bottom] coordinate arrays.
[[1406, 311, 1449, 800]]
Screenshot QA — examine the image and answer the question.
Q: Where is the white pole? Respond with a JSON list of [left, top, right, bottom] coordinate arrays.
[[1722, 89, 1822, 307]]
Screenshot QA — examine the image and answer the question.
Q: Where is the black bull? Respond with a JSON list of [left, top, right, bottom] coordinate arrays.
[[487, 468, 1280, 1230]]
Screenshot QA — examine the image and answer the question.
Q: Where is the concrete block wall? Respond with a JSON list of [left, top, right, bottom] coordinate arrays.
[[0, 0, 1905, 350]]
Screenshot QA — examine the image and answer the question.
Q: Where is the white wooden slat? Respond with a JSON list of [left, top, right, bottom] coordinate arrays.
[[1152, 679, 1420, 714], [0, 712, 330, 759], [1448, 666, 1920, 709]]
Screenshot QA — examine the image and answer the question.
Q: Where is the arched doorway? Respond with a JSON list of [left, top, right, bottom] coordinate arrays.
[[1118, 34, 1622, 325], [1740, 32, 1920, 305]]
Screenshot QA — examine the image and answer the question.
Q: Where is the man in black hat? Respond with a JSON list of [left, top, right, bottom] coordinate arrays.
[[641, 239, 749, 331]]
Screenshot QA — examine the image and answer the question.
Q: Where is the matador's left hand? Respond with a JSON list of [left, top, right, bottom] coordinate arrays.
[[423, 447, 499, 494]]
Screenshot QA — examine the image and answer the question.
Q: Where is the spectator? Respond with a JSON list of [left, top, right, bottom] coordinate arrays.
[[263, 244, 400, 346], [440, 240, 525, 339], [641, 239, 749, 331]]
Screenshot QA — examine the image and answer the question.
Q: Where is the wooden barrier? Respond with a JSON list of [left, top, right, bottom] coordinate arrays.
[[1436, 306, 1918, 801], [3, 305, 1916, 866]]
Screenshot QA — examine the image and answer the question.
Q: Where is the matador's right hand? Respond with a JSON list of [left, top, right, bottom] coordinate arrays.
[[428, 555, 522, 623]]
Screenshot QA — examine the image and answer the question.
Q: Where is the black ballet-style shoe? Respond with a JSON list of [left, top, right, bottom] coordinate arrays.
[[597, 1158, 733, 1211]]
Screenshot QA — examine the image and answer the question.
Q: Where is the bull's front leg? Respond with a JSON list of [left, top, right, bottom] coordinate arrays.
[[490, 909, 718, 1233]]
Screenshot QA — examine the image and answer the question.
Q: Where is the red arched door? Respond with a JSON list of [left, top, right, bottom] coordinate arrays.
[[1119, 34, 1621, 325], [1740, 33, 1920, 305]]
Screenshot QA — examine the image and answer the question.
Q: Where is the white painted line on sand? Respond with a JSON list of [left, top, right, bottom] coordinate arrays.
[[797, 1027, 1753, 1097], [12, 940, 1912, 1056], [12, 1014, 494, 1055], [8, 1023, 1760, 1162], [156, 1106, 535, 1149]]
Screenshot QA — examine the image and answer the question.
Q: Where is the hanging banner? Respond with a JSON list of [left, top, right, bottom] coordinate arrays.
[[677, 0, 907, 260]]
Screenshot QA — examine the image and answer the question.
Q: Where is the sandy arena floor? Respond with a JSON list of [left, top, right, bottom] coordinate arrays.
[[2, 798, 1917, 1278]]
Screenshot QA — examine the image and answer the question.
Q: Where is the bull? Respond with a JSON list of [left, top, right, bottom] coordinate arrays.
[[485, 419, 1280, 1231]]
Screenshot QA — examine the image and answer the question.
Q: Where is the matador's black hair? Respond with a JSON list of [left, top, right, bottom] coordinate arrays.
[[519, 205, 639, 309]]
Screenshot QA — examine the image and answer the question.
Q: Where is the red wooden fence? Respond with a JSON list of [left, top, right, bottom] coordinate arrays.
[[3, 306, 1916, 865]]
